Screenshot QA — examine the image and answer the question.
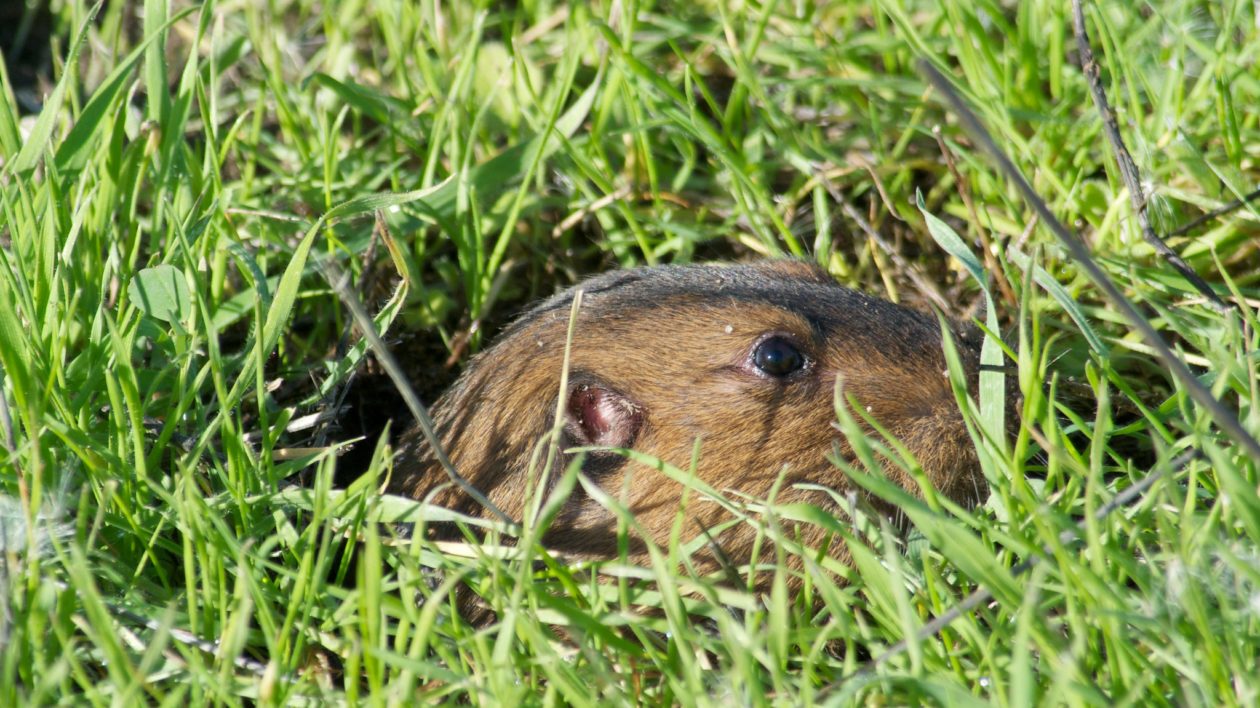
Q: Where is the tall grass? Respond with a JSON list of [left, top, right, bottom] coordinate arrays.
[[1, 0, 1258, 703]]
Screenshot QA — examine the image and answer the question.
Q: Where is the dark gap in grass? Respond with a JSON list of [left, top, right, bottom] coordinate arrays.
[[0, 1, 54, 115]]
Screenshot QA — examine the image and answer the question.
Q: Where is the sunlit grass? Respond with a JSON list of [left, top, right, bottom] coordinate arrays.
[[1, 0, 1258, 703]]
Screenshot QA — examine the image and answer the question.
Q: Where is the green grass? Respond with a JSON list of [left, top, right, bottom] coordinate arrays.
[[2, 0, 1259, 703]]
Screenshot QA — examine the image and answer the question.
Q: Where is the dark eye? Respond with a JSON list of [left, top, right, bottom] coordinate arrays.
[[752, 336, 805, 377]]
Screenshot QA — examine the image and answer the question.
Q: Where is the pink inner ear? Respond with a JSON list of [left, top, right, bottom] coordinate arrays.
[[567, 384, 642, 448]]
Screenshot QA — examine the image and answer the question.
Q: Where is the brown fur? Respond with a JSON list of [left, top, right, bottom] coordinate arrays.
[[392, 260, 999, 585]]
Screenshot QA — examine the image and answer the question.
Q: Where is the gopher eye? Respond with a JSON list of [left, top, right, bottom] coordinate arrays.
[[752, 336, 805, 377]]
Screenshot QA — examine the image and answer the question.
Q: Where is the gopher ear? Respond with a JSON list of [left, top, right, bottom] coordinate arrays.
[[565, 383, 642, 448]]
